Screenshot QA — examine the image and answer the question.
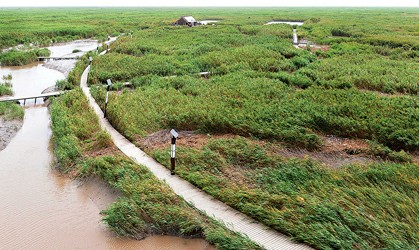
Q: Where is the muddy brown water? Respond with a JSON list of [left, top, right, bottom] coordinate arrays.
[[47, 39, 99, 58], [0, 42, 215, 249]]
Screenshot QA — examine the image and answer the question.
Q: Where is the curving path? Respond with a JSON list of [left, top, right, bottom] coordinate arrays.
[[80, 64, 313, 250]]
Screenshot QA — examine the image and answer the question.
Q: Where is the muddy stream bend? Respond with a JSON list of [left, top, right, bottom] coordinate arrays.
[[0, 40, 213, 250]]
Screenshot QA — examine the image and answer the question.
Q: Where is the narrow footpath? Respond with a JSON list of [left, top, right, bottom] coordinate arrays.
[[80, 64, 312, 250]]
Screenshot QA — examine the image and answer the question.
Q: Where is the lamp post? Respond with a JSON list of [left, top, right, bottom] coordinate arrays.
[[104, 79, 112, 118], [170, 129, 179, 175]]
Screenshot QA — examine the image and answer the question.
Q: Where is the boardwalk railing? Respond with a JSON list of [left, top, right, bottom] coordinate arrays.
[[0, 91, 63, 105]]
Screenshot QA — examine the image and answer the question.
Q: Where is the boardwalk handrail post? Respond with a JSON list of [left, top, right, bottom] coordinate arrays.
[[104, 79, 112, 118], [170, 129, 179, 175]]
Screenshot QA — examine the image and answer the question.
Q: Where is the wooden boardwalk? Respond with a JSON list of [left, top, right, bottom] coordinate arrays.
[[293, 29, 299, 45], [0, 91, 63, 105], [38, 57, 78, 61], [81, 63, 313, 249]]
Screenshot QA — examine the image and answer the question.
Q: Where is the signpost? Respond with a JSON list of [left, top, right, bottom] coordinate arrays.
[[170, 129, 179, 175], [104, 79, 112, 118]]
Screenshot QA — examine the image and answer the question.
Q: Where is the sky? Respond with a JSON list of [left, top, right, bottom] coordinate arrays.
[[1, 0, 418, 7]]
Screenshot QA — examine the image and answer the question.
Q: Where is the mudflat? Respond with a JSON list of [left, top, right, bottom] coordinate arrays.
[[0, 117, 22, 151]]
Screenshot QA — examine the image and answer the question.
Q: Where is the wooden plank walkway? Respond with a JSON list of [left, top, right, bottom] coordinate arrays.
[[0, 91, 63, 104], [293, 29, 299, 45], [81, 63, 313, 250], [38, 57, 78, 61]]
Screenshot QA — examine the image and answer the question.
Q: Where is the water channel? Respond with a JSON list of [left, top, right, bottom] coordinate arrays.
[[0, 41, 214, 249]]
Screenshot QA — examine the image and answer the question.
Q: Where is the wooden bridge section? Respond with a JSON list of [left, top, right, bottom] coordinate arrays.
[[38, 57, 78, 62], [293, 29, 299, 45], [0, 91, 63, 105]]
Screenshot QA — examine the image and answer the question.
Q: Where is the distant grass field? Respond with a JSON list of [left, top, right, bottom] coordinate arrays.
[[89, 20, 418, 151]]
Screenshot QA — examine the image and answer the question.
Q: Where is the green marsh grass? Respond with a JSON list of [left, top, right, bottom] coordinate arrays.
[[35, 7, 419, 249], [151, 137, 419, 249], [0, 75, 23, 120], [50, 88, 262, 250], [0, 48, 50, 66], [0, 102, 24, 120]]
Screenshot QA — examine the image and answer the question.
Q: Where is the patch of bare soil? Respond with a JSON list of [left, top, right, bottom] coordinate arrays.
[[295, 43, 330, 52], [271, 135, 374, 168], [83, 145, 120, 158], [221, 165, 258, 188], [0, 117, 23, 152], [360, 88, 412, 98], [138, 129, 238, 151], [43, 60, 77, 78], [141, 130, 376, 168], [411, 151, 419, 165], [309, 44, 330, 52]]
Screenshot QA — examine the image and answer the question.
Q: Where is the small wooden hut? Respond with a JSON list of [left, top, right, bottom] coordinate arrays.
[[173, 16, 199, 27]]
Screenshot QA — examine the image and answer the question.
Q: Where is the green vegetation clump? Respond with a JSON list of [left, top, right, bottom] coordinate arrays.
[[367, 140, 412, 163], [50, 88, 261, 249], [0, 84, 11, 96], [297, 43, 419, 94], [66, 52, 95, 88], [0, 48, 50, 66], [151, 137, 419, 249], [55, 79, 72, 91], [0, 102, 24, 120], [0, 74, 23, 120], [0, 74, 13, 96]]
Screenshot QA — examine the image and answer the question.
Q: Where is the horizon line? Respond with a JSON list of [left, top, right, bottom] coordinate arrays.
[[1, 6, 419, 8]]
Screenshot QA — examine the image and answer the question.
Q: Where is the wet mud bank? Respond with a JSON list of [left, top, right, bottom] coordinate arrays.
[[43, 60, 77, 78], [0, 117, 23, 151]]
